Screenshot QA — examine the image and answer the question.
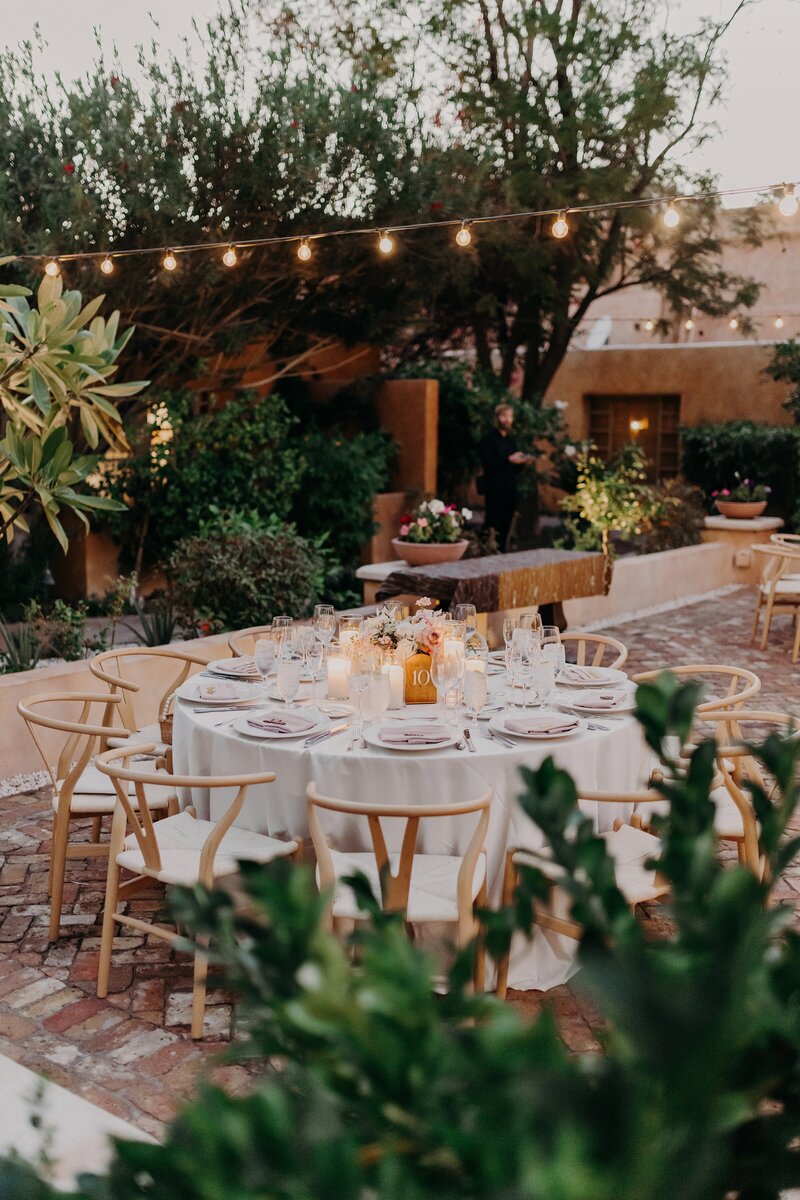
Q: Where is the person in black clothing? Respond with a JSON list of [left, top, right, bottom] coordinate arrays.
[[479, 403, 534, 551]]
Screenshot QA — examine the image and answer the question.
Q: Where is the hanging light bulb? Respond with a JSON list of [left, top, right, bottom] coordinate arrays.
[[775, 315, 785, 329], [663, 202, 680, 229], [729, 316, 738, 330], [222, 245, 238, 268], [551, 211, 569, 239], [162, 249, 178, 272], [378, 230, 394, 255], [644, 319, 655, 332], [455, 220, 472, 247], [44, 258, 60, 278], [684, 318, 694, 331], [297, 238, 312, 262], [99, 255, 114, 275], [778, 184, 798, 218]]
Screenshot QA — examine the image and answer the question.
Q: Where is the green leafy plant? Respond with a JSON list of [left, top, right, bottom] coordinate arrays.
[[712, 475, 771, 503], [0, 269, 140, 550], [560, 443, 663, 558], [634, 478, 706, 553], [168, 523, 325, 633], [125, 600, 179, 649], [766, 337, 800, 421], [681, 421, 800, 528], [0, 614, 42, 673]]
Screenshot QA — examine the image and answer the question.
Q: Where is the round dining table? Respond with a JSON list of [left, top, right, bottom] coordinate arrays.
[[172, 674, 654, 991]]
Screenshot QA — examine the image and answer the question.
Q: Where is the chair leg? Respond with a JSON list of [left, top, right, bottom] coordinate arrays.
[[91, 815, 103, 843], [793, 614, 800, 664], [191, 936, 210, 1039], [473, 880, 488, 993], [760, 594, 776, 649], [494, 851, 517, 1000], [97, 806, 126, 998], [750, 594, 762, 642], [48, 808, 72, 942]]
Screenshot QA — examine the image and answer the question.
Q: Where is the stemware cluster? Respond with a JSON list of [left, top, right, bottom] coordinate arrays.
[[503, 612, 564, 709]]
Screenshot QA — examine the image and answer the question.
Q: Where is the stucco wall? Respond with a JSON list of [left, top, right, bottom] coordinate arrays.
[[547, 342, 792, 439]]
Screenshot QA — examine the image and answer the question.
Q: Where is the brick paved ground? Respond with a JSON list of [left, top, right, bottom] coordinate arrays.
[[0, 585, 797, 1135]]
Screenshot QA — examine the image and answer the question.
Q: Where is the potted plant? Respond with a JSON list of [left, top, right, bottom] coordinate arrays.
[[712, 475, 771, 519], [391, 499, 471, 566]]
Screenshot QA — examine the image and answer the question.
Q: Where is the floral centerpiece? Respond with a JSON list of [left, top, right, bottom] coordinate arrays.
[[362, 598, 453, 702], [712, 476, 771, 519], [391, 499, 472, 566]]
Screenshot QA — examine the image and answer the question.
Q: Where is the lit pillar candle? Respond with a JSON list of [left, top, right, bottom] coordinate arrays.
[[383, 663, 404, 709], [327, 654, 351, 699]]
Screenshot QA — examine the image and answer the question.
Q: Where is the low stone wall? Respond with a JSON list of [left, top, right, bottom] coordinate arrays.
[[563, 542, 733, 626]]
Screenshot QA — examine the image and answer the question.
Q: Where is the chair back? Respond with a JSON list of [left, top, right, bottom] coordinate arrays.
[[96, 745, 277, 883], [306, 783, 491, 917], [771, 533, 800, 551], [18, 693, 129, 815], [631, 664, 760, 712], [227, 625, 276, 657], [753, 544, 800, 592], [561, 633, 628, 669], [89, 646, 210, 733]]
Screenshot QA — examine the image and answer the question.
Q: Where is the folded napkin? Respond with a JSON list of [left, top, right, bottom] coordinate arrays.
[[214, 656, 259, 676], [247, 710, 316, 734], [570, 689, 629, 710], [379, 723, 450, 746], [505, 714, 579, 736], [197, 680, 241, 701], [560, 664, 607, 685]]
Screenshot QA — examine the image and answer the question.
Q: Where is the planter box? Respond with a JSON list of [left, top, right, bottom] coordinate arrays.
[[562, 542, 734, 626]]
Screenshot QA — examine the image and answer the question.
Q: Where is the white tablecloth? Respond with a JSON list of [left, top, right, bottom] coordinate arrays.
[[173, 684, 653, 990]]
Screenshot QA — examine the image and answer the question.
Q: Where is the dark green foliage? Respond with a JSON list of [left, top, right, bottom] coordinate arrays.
[[101, 391, 302, 569], [0, 615, 42, 673], [634, 478, 706, 553], [168, 522, 325, 632], [766, 338, 800, 421], [24, 599, 88, 661], [681, 421, 800, 528], [126, 601, 179, 648], [17, 676, 800, 1199]]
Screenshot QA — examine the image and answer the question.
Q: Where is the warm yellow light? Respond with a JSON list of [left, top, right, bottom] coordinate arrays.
[[729, 316, 738, 329], [775, 315, 784, 329], [44, 259, 60, 278], [222, 245, 237, 268], [663, 202, 680, 229], [378, 230, 394, 255], [644, 319, 655, 332], [162, 250, 178, 272], [99, 255, 114, 275], [297, 238, 312, 262], [779, 185, 798, 218], [629, 418, 649, 434], [455, 221, 472, 247], [551, 211, 569, 239], [685, 318, 694, 330]]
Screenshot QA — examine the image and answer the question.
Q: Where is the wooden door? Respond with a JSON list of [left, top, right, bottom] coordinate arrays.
[[586, 395, 681, 479]]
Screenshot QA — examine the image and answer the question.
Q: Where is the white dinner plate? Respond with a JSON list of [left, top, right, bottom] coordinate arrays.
[[190, 681, 261, 705], [233, 708, 327, 740], [559, 689, 637, 716], [558, 665, 629, 688], [365, 723, 459, 753], [490, 711, 584, 740], [207, 657, 261, 680]]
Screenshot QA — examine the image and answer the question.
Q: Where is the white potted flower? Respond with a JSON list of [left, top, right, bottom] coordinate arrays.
[[391, 500, 472, 566]]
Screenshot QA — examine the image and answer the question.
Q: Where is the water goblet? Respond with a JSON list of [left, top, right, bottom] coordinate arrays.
[[276, 652, 302, 709], [362, 671, 391, 734], [531, 659, 556, 709], [253, 637, 275, 700], [463, 668, 488, 727], [306, 643, 325, 704], [540, 626, 565, 679], [313, 605, 336, 650]]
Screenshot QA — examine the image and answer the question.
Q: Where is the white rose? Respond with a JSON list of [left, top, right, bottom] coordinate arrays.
[[564, 444, 577, 458], [461, 507, 472, 520], [428, 499, 445, 515]]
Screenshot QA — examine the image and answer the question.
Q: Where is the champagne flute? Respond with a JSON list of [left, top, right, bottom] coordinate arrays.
[[502, 616, 517, 648], [306, 643, 325, 705], [313, 605, 336, 650], [348, 671, 371, 745], [272, 615, 293, 655]]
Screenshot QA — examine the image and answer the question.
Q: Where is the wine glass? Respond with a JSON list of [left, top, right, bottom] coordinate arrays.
[[502, 616, 517, 648], [455, 604, 477, 638], [253, 637, 275, 700], [313, 605, 336, 650], [272, 615, 293, 654], [306, 643, 325, 705], [531, 659, 556, 708], [348, 670, 372, 745], [463, 668, 488, 727], [519, 611, 543, 636], [505, 640, 526, 709], [383, 601, 404, 621], [540, 626, 565, 679], [276, 651, 302, 709], [294, 625, 316, 662]]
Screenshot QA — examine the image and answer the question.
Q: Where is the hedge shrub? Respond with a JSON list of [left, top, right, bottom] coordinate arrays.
[[680, 421, 800, 528]]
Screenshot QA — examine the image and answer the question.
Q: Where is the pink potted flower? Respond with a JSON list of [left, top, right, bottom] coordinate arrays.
[[391, 498, 471, 566]]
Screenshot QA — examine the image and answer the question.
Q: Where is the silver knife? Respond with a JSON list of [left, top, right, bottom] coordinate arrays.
[[305, 723, 349, 747], [462, 727, 477, 753]]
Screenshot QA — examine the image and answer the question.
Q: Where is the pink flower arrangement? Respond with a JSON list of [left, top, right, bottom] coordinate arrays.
[[396, 498, 472, 545]]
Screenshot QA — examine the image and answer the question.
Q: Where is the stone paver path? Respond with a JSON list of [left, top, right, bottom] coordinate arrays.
[[0, 586, 797, 1135]]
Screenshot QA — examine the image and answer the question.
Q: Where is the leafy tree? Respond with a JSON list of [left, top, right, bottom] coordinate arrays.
[[560, 442, 662, 558], [766, 338, 800, 421], [0, 269, 137, 549]]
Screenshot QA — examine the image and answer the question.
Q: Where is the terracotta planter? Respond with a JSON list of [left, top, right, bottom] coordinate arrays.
[[391, 538, 468, 567], [715, 500, 768, 520]]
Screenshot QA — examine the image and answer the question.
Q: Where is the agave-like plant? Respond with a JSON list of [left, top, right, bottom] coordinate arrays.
[[0, 261, 146, 550]]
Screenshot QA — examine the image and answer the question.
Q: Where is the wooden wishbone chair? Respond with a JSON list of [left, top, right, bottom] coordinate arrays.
[[227, 625, 275, 657], [495, 793, 669, 1000], [89, 646, 211, 751], [95, 745, 301, 1038], [631, 664, 761, 712], [560, 632, 628, 669], [751, 544, 800, 657], [306, 783, 492, 988], [17, 692, 175, 941]]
